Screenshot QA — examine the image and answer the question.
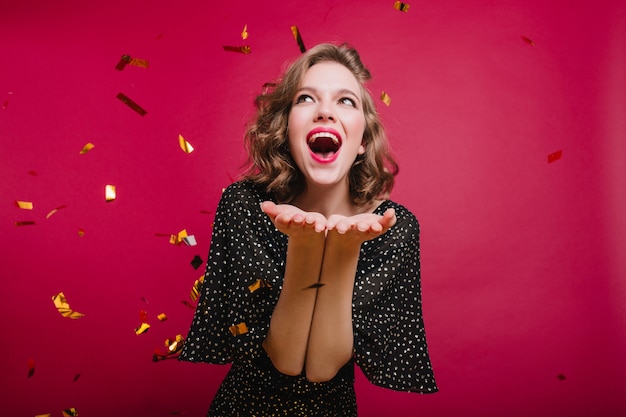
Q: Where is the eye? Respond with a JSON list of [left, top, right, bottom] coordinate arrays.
[[295, 94, 314, 104], [339, 97, 356, 107]]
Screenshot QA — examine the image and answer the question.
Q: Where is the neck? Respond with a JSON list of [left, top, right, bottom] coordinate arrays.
[[291, 182, 356, 218]]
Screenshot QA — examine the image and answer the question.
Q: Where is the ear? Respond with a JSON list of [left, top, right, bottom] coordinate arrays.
[[358, 139, 366, 155]]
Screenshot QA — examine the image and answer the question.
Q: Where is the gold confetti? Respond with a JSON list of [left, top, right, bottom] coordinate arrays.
[[15, 200, 33, 210], [15, 221, 36, 226], [77, 229, 85, 237], [393, 1, 410, 12], [52, 292, 84, 319], [229, 322, 248, 336], [35, 414, 51, 417], [105, 184, 116, 202], [181, 300, 195, 309], [190, 276, 204, 302], [116, 92, 147, 116], [178, 134, 194, 153], [129, 57, 149, 68], [157, 313, 168, 321], [241, 24, 249, 40], [223, 45, 251, 54], [521, 36, 535, 46], [28, 170, 38, 176], [248, 279, 272, 293], [80, 143, 95, 154], [380, 91, 392, 106], [135, 322, 151, 335], [153, 335, 185, 362], [28, 358, 35, 378], [169, 229, 188, 245], [62, 408, 78, 417], [290, 26, 306, 53], [46, 205, 67, 219]]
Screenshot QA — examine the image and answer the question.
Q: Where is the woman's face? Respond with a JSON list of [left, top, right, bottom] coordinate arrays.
[[287, 61, 366, 190]]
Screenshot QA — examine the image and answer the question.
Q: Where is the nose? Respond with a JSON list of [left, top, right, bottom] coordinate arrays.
[[315, 104, 335, 121]]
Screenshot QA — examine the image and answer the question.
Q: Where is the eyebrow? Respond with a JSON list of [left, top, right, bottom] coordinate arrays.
[[297, 86, 361, 102]]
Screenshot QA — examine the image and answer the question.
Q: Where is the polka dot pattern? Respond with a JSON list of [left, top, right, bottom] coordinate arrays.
[[180, 181, 437, 416]]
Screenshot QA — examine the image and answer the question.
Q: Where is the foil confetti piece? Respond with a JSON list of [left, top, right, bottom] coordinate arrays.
[[46, 205, 67, 219], [190, 276, 204, 302], [115, 54, 131, 70], [129, 57, 149, 68], [116, 92, 147, 116], [73, 373, 81, 382], [80, 143, 95, 154], [182, 235, 197, 246], [135, 322, 151, 335], [248, 279, 272, 293], [139, 309, 148, 323], [178, 134, 194, 153], [169, 229, 188, 245], [35, 414, 51, 417], [191, 255, 203, 269], [15, 221, 36, 226], [62, 408, 78, 417], [15, 200, 33, 210], [393, 1, 410, 12], [521, 36, 536, 46], [105, 184, 116, 202], [380, 91, 392, 106], [548, 150, 562, 163], [241, 24, 249, 40], [290, 26, 306, 53], [262, 82, 277, 95], [223, 45, 251, 54], [181, 300, 195, 309], [304, 282, 325, 290], [153, 335, 185, 362], [229, 322, 248, 336], [28, 358, 35, 378], [52, 292, 84, 319], [77, 229, 85, 237], [157, 313, 167, 321]]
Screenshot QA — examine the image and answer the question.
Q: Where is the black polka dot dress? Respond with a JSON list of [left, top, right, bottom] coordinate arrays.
[[179, 181, 438, 416]]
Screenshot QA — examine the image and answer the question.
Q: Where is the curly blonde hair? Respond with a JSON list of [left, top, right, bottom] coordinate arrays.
[[242, 43, 398, 205]]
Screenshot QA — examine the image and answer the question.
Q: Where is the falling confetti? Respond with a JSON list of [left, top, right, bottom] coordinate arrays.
[[15, 200, 33, 210], [52, 292, 85, 319], [35, 414, 51, 417], [28, 358, 35, 378], [548, 150, 562, 163], [46, 205, 67, 219], [115, 54, 131, 70], [79, 143, 95, 154], [223, 45, 251, 54], [157, 313, 168, 321], [73, 373, 81, 382], [380, 91, 392, 106], [189, 276, 204, 302], [77, 229, 85, 237], [135, 322, 151, 335], [105, 184, 116, 202], [62, 408, 78, 417], [153, 335, 185, 362], [241, 24, 249, 40], [190, 255, 203, 270], [521, 36, 536, 46], [181, 300, 195, 309], [169, 229, 188, 245], [116, 92, 147, 116], [248, 279, 272, 293], [182, 235, 197, 246], [229, 322, 248, 336], [290, 26, 306, 53], [393, 1, 410, 12], [15, 221, 36, 226], [178, 134, 194, 153]]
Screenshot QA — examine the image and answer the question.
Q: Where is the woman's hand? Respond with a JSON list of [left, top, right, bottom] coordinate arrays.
[[261, 201, 327, 236], [325, 208, 396, 244]]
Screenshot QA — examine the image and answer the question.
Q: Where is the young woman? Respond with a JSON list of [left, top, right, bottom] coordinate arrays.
[[180, 43, 437, 416]]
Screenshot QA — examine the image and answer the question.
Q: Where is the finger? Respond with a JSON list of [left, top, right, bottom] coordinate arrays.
[[381, 208, 397, 228], [260, 201, 278, 218]]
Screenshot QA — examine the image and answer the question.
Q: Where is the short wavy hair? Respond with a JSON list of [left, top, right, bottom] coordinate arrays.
[[242, 42, 398, 205]]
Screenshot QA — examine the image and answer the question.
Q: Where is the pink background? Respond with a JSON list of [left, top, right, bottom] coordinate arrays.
[[2, 0, 625, 416]]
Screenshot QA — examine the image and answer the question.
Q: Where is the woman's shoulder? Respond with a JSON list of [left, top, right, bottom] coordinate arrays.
[[221, 179, 273, 203]]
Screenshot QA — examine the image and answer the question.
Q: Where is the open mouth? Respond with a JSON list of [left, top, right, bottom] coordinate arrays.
[[307, 131, 341, 159]]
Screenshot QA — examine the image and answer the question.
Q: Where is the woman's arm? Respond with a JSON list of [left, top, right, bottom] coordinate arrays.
[[260, 201, 327, 376], [305, 209, 397, 382]]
